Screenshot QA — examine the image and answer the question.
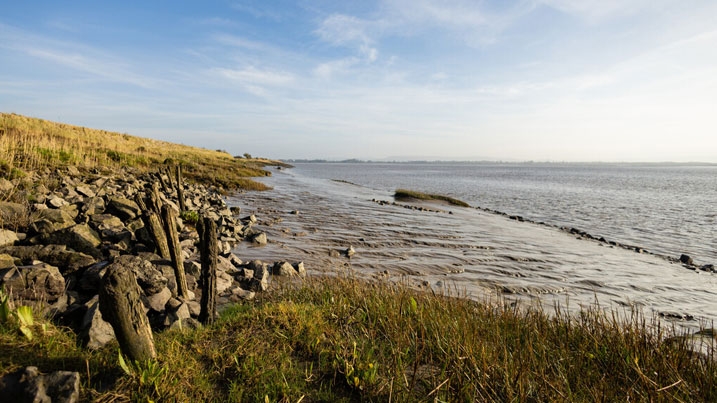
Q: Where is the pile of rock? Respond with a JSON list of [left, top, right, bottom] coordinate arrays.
[[0, 166, 305, 350]]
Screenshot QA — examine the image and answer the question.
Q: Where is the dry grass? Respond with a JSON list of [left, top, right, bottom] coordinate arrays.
[[0, 113, 281, 191]]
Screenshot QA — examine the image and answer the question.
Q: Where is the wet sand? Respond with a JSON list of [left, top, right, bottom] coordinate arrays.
[[230, 169, 717, 331]]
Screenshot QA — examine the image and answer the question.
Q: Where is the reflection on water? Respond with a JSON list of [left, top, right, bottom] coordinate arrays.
[[231, 166, 717, 331]]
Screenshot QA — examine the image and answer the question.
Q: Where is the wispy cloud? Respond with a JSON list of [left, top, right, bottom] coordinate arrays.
[[212, 66, 295, 96], [0, 23, 157, 88]]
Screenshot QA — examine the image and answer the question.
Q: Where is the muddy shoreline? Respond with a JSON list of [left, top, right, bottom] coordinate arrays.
[[231, 168, 717, 331]]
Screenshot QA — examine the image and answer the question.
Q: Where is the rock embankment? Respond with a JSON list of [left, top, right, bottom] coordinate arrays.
[[0, 166, 305, 349]]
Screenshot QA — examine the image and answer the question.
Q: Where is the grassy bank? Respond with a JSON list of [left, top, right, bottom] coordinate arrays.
[[394, 188, 471, 207], [1, 276, 715, 401], [0, 113, 286, 191]]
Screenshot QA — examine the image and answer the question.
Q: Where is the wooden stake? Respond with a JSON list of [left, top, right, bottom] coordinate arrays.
[[99, 262, 156, 362], [161, 204, 189, 299], [198, 216, 218, 324], [176, 165, 186, 212]]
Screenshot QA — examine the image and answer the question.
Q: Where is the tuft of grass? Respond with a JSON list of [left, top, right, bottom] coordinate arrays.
[[1, 277, 715, 401], [395, 188, 470, 207]]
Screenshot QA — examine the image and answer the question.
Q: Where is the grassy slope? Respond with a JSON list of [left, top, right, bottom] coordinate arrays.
[[0, 114, 715, 401], [1, 277, 715, 402], [0, 113, 285, 191]]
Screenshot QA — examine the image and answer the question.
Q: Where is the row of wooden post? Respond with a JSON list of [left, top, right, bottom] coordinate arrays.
[[100, 168, 218, 362]]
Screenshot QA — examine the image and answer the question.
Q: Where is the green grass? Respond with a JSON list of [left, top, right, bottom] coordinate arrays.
[[1, 276, 714, 402], [395, 188, 471, 207]]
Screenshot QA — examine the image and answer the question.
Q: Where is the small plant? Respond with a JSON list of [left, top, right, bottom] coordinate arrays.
[[180, 210, 199, 225], [0, 288, 36, 341], [118, 350, 168, 397]]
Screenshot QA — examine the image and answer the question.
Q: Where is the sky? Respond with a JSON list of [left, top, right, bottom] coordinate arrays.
[[1, 1, 716, 162]]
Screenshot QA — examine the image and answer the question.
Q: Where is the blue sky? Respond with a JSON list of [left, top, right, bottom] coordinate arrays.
[[1, 1, 715, 161]]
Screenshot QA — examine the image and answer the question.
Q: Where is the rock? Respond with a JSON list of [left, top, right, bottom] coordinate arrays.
[[183, 260, 201, 277], [680, 254, 694, 265], [242, 214, 257, 224], [89, 214, 125, 231], [216, 271, 234, 294], [75, 185, 96, 198], [230, 206, 241, 215], [251, 232, 267, 246], [107, 197, 141, 221], [82, 196, 106, 215], [0, 229, 18, 247], [50, 224, 102, 258], [78, 261, 110, 293], [272, 261, 297, 276], [0, 202, 27, 225], [1, 263, 66, 303], [81, 297, 116, 349], [230, 286, 256, 300], [0, 253, 15, 269], [186, 300, 201, 317], [0, 366, 80, 403], [0, 245, 95, 275], [32, 209, 77, 234], [249, 261, 270, 291], [47, 195, 69, 208], [293, 262, 306, 276], [166, 301, 191, 327], [346, 246, 356, 258], [112, 255, 168, 296], [145, 286, 172, 312]]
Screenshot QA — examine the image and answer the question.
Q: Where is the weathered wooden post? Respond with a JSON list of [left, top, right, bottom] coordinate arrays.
[[161, 204, 189, 299], [197, 216, 218, 325], [135, 194, 171, 260], [149, 182, 163, 216], [176, 165, 186, 212], [99, 262, 156, 362]]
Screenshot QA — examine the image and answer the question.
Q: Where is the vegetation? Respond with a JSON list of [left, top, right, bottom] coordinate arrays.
[[1, 113, 715, 401], [395, 188, 471, 207], [1, 277, 715, 401], [0, 113, 287, 192]]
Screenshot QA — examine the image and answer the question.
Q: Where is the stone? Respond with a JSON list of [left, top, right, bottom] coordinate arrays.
[[0, 245, 95, 275], [216, 271, 233, 294], [249, 261, 270, 291], [50, 224, 102, 258], [82, 196, 106, 215], [230, 206, 241, 215], [80, 297, 116, 349], [0, 202, 27, 225], [0, 366, 80, 403], [184, 260, 201, 277], [231, 286, 256, 300], [293, 261, 306, 277], [75, 185, 96, 198], [32, 209, 76, 234], [251, 232, 267, 246], [0, 253, 15, 269], [90, 214, 125, 230], [166, 301, 191, 327], [145, 286, 172, 312], [112, 255, 168, 296], [0, 229, 18, 247], [272, 261, 297, 276], [679, 254, 694, 265], [78, 261, 110, 293], [346, 245, 356, 257], [1, 263, 66, 303], [107, 197, 141, 221], [47, 195, 69, 208]]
